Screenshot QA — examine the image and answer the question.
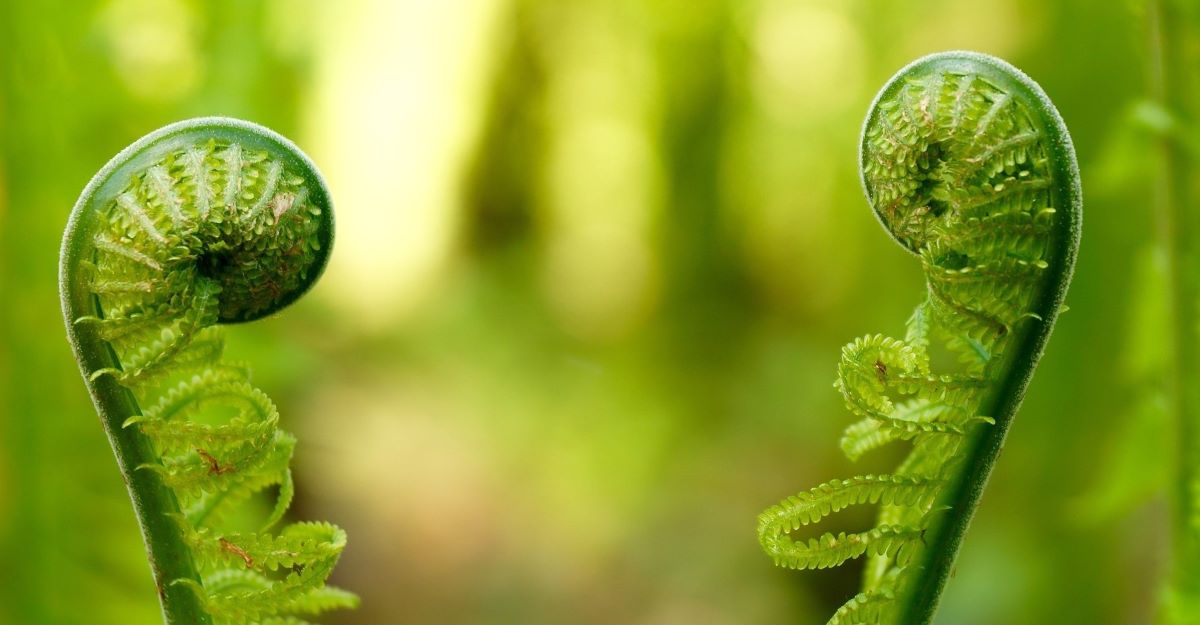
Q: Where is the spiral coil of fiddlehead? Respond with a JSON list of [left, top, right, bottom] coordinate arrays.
[[757, 52, 1081, 625], [61, 118, 355, 625]]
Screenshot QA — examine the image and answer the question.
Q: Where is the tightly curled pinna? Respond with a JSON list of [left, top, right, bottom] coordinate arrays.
[[61, 118, 354, 624], [758, 52, 1080, 624]]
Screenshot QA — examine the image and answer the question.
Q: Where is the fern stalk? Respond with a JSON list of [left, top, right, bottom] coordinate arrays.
[[893, 60, 1082, 623], [758, 52, 1081, 625], [60, 118, 354, 624], [58, 347, 208, 623]]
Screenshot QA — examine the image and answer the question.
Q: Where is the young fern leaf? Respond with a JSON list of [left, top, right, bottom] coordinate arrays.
[[757, 52, 1081, 624], [59, 118, 356, 625]]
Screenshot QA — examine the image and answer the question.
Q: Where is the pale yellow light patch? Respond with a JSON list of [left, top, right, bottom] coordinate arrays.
[[901, 0, 1035, 61], [542, 120, 661, 342], [303, 0, 509, 327], [750, 1, 866, 120], [95, 0, 201, 102], [538, 4, 662, 342]]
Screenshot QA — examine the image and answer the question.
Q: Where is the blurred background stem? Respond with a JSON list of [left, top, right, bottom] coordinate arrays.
[[1149, 0, 1200, 615]]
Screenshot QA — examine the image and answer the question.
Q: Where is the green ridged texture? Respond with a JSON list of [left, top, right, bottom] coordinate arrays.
[[757, 51, 1081, 625], [59, 117, 356, 625]]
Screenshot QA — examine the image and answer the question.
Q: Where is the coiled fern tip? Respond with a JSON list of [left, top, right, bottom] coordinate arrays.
[[763, 50, 1081, 625], [60, 117, 354, 625]]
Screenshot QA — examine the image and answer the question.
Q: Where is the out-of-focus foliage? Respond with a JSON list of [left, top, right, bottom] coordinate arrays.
[[0, 0, 1161, 624]]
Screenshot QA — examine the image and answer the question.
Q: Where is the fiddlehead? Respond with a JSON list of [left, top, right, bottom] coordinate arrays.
[[60, 118, 356, 624], [757, 52, 1081, 624]]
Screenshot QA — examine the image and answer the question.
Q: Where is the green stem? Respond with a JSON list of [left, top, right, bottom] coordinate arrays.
[[886, 55, 1083, 625], [899, 296, 1071, 623], [61, 227, 212, 624], [59, 117, 338, 624], [899, 206, 1080, 620]]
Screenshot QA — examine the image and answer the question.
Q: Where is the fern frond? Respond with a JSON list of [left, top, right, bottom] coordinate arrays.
[[61, 118, 353, 624], [111, 281, 221, 387], [762, 524, 925, 571], [828, 590, 896, 625], [758, 52, 1080, 625], [185, 522, 346, 573], [839, 401, 977, 460], [759, 475, 941, 530]]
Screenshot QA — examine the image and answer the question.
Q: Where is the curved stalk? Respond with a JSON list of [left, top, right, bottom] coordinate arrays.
[[757, 52, 1080, 625], [886, 53, 1083, 625], [59, 322, 210, 624], [60, 118, 348, 624]]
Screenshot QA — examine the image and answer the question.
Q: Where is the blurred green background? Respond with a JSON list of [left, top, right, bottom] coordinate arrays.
[[0, 0, 1170, 623]]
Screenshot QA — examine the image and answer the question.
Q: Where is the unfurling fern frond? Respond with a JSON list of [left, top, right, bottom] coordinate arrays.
[[60, 118, 356, 624], [758, 52, 1081, 624]]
